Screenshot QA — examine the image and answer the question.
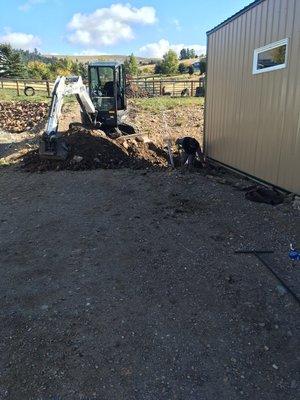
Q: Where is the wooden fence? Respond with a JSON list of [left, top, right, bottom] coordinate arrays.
[[131, 77, 205, 97], [0, 77, 205, 98], [0, 78, 54, 96]]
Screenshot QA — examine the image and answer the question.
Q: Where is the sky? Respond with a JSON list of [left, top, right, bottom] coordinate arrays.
[[0, 0, 251, 57]]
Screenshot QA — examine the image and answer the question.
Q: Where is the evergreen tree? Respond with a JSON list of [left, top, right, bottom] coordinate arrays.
[[180, 48, 187, 60], [180, 48, 197, 60], [190, 49, 196, 58], [178, 62, 187, 74], [0, 44, 26, 78], [0, 49, 9, 76], [154, 61, 163, 74], [78, 62, 88, 80], [124, 53, 139, 76]]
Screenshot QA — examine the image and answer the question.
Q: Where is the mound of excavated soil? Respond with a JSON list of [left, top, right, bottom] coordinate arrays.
[[125, 82, 150, 98], [0, 101, 48, 133], [22, 127, 169, 172]]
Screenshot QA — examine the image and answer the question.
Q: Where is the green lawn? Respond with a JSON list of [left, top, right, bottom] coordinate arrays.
[[133, 96, 204, 112], [0, 88, 50, 103], [135, 73, 202, 81], [0, 88, 75, 104], [0, 88, 203, 113]]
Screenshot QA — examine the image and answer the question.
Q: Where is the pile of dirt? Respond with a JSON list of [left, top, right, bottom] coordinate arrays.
[[0, 101, 48, 133], [125, 82, 150, 98], [22, 127, 169, 172]]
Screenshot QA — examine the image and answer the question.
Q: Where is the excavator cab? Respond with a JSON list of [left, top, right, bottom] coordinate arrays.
[[84, 61, 127, 130]]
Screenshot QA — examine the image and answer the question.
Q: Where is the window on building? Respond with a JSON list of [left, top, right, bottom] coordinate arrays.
[[253, 39, 288, 74]]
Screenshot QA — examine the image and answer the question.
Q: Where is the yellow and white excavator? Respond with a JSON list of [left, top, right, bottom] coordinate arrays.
[[39, 61, 134, 160]]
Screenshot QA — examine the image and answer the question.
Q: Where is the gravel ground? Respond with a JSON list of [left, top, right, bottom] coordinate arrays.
[[0, 167, 299, 400]]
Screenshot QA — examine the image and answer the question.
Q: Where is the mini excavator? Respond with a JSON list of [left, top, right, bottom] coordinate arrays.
[[39, 61, 135, 160]]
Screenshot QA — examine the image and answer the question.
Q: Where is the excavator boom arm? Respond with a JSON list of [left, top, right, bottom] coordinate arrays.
[[40, 75, 96, 160], [45, 75, 96, 136]]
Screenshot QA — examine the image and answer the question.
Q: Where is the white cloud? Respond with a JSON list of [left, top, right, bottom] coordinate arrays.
[[0, 31, 41, 50], [172, 19, 182, 31], [139, 39, 170, 58], [19, 0, 45, 12], [139, 39, 206, 58], [67, 3, 157, 48]]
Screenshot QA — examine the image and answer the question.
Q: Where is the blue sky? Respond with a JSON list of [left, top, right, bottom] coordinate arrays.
[[0, 0, 251, 56]]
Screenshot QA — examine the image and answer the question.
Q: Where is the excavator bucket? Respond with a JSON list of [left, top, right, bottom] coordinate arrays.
[[39, 135, 69, 160], [118, 123, 136, 135]]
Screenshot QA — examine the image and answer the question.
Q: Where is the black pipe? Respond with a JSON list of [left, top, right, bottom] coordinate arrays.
[[235, 250, 300, 306]]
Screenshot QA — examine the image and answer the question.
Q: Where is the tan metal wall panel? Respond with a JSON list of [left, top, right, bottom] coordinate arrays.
[[205, 0, 300, 194], [276, 0, 300, 193]]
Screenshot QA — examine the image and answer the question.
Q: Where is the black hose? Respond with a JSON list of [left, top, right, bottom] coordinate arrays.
[[235, 250, 300, 306]]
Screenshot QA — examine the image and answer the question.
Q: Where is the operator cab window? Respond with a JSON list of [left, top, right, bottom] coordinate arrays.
[[89, 66, 114, 97], [253, 38, 288, 74], [99, 67, 114, 97], [89, 67, 99, 92], [89, 66, 115, 111]]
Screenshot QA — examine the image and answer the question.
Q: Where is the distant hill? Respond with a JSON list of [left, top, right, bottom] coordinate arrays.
[[43, 54, 160, 65]]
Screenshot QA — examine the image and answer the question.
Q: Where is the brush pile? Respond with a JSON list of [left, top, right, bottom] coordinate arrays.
[[125, 82, 150, 98], [0, 101, 48, 133]]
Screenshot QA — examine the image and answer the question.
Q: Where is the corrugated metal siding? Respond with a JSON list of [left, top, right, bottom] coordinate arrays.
[[205, 0, 300, 194]]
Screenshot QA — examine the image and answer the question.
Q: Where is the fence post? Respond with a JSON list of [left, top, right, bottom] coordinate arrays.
[[159, 80, 162, 96], [46, 80, 50, 97], [0, 80, 3, 89], [16, 80, 20, 96], [152, 77, 155, 96], [191, 81, 194, 97]]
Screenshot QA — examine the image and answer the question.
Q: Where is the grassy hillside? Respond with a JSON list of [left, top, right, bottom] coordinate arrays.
[[43, 54, 159, 65]]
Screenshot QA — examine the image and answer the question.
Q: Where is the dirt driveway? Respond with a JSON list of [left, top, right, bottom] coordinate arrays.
[[0, 167, 299, 400]]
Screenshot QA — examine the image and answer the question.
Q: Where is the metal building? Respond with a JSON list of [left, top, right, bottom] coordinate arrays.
[[205, 0, 300, 194]]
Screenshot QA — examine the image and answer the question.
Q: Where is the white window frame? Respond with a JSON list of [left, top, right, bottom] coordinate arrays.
[[252, 38, 289, 75]]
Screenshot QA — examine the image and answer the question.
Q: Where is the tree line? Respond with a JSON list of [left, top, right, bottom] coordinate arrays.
[[179, 48, 198, 60], [0, 44, 206, 80], [125, 50, 206, 76], [0, 44, 87, 80]]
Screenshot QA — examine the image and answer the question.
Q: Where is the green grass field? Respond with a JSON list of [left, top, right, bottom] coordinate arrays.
[[133, 96, 204, 112], [0, 88, 203, 113], [0, 88, 50, 103], [0, 88, 76, 104], [135, 73, 202, 80]]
